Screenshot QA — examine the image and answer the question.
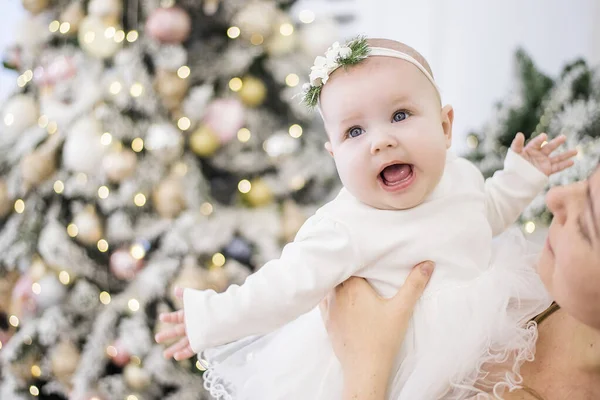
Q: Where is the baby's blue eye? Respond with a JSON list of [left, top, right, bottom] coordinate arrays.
[[393, 111, 409, 122], [348, 127, 363, 138]]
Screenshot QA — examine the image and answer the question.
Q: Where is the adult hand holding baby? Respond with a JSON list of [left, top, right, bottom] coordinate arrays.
[[154, 287, 195, 360]]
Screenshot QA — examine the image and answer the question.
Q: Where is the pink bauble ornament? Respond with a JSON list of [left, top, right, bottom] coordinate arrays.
[[203, 98, 246, 144], [109, 248, 144, 280], [145, 7, 191, 44], [108, 338, 131, 367], [10, 275, 36, 319], [33, 56, 77, 86]]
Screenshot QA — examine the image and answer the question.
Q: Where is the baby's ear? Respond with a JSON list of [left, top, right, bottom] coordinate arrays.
[[441, 104, 454, 149], [324, 142, 334, 157]]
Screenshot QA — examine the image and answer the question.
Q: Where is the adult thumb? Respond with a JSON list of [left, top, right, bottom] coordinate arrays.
[[391, 261, 435, 311]]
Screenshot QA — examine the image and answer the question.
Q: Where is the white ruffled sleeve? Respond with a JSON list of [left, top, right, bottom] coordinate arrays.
[[484, 149, 548, 236], [183, 215, 362, 353]]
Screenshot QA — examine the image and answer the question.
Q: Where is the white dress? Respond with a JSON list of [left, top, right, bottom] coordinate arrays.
[[183, 150, 552, 400]]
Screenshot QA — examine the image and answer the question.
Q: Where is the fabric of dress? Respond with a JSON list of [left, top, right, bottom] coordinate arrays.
[[183, 150, 553, 400]]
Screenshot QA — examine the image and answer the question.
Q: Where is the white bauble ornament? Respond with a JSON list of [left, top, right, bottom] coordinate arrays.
[[299, 19, 339, 58], [72, 206, 103, 246], [15, 15, 52, 55], [20, 135, 60, 189], [88, 0, 122, 24], [103, 149, 137, 183], [62, 116, 106, 174], [21, 0, 49, 14], [35, 274, 67, 310], [154, 69, 189, 111], [78, 16, 123, 59], [50, 340, 80, 387], [234, 1, 278, 39], [2, 95, 39, 140], [123, 364, 151, 391], [145, 123, 184, 163]]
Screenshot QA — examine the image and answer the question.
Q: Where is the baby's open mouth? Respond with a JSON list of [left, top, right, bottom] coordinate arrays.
[[379, 164, 414, 186]]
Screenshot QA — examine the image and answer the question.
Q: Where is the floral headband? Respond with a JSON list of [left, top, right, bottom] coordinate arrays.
[[301, 36, 440, 109]]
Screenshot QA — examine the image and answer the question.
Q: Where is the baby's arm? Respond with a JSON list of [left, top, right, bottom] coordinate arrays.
[[183, 215, 362, 353]]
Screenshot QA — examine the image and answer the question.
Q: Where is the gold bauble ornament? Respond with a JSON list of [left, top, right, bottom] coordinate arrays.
[[51, 340, 80, 388], [123, 363, 151, 391], [152, 177, 186, 219], [78, 16, 123, 59], [154, 69, 189, 111], [21, 0, 49, 14], [20, 135, 60, 190], [189, 125, 220, 157], [8, 348, 38, 382], [60, 2, 85, 34], [72, 206, 103, 246], [102, 148, 137, 183], [281, 200, 306, 243], [242, 178, 274, 207], [239, 76, 267, 107], [0, 179, 11, 218]]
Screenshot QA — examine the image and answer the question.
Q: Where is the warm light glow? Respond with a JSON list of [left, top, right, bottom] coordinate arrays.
[[99, 291, 111, 305], [290, 175, 306, 191], [174, 162, 188, 176], [524, 221, 536, 234], [134, 193, 146, 207], [196, 360, 207, 371], [299, 10, 315, 24], [177, 66, 191, 79], [23, 70, 33, 81], [227, 26, 241, 39], [466, 135, 479, 149], [177, 117, 191, 131], [49, 20, 60, 32], [54, 180, 65, 194], [4, 113, 14, 126], [59, 22, 71, 34], [126, 395, 138, 400], [289, 124, 303, 138], [541, 140, 548, 148], [9, 315, 19, 327], [31, 365, 41, 377], [29, 386, 39, 396], [106, 345, 118, 358], [98, 186, 110, 199], [237, 128, 251, 143], [101, 132, 113, 145], [14, 199, 25, 214], [38, 115, 49, 128], [130, 83, 144, 97], [200, 202, 213, 216], [131, 138, 144, 152], [250, 33, 264, 45], [212, 253, 226, 267], [128, 299, 140, 312], [238, 179, 251, 194], [47, 121, 58, 135], [59, 271, 70, 285], [84, 31, 96, 43], [130, 244, 146, 260], [131, 355, 141, 365], [97, 239, 109, 252], [114, 30, 125, 43], [24, 336, 32, 345], [280, 23, 294, 36], [229, 77, 243, 92], [285, 74, 299, 87], [67, 223, 79, 237], [76, 173, 88, 184], [32, 282, 41, 295], [104, 27, 116, 39], [126, 30, 139, 42], [109, 81, 122, 95], [17, 76, 27, 87]]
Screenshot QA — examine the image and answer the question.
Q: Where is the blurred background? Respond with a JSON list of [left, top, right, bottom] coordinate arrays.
[[0, 1, 598, 399]]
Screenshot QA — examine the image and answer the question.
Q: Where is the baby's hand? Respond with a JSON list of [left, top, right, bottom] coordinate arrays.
[[511, 132, 577, 176], [155, 287, 195, 360]]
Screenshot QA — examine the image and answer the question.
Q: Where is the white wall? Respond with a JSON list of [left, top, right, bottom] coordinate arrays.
[[353, 0, 599, 153]]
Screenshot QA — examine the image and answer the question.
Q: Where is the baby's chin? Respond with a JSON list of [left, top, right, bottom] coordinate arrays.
[[356, 191, 428, 211]]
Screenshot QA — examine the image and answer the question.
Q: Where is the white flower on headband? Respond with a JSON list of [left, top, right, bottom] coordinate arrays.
[[309, 42, 353, 86]]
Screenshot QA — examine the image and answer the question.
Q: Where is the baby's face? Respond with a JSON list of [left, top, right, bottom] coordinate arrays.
[[320, 56, 453, 210]]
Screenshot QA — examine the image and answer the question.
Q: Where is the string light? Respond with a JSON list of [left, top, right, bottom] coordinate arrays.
[[130, 83, 144, 97], [174, 162, 188, 176], [23, 70, 33, 81], [49, 20, 60, 32], [177, 117, 191, 131], [177, 66, 190, 79], [109, 81, 122, 95], [106, 346, 118, 357], [128, 299, 140, 312], [114, 30, 125, 43], [466, 135, 479, 149], [279, 23, 294, 36], [99, 291, 111, 305], [17, 76, 27, 87], [101, 132, 113, 145], [29, 386, 39, 396], [31, 365, 41, 377], [126, 30, 139, 42], [524, 221, 536, 234], [229, 77, 243, 92], [299, 10, 315, 24], [59, 22, 71, 34], [32, 282, 41, 295], [14, 199, 25, 214], [250, 33, 264, 45], [200, 202, 213, 216], [134, 193, 146, 207], [212, 253, 226, 267], [289, 124, 303, 138], [53, 180, 65, 194], [59, 271, 70, 285], [238, 180, 251, 194], [104, 27, 116, 39], [130, 244, 146, 260], [9, 315, 19, 327], [131, 138, 144, 152], [290, 175, 306, 191], [38, 115, 49, 128], [126, 395, 138, 400], [131, 356, 142, 365], [97, 239, 109, 252], [227, 26, 241, 39], [47, 121, 58, 135], [4, 113, 14, 126], [285, 74, 299, 87], [24, 336, 32, 345], [98, 186, 110, 199], [196, 360, 207, 371], [67, 223, 79, 237], [237, 128, 251, 142]]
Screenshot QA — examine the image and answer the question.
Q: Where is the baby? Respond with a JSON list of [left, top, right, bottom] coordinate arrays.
[[156, 37, 576, 399]]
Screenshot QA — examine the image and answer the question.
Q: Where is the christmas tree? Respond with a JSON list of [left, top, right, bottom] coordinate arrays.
[[466, 49, 600, 228], [0, 1, 342, 399]]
